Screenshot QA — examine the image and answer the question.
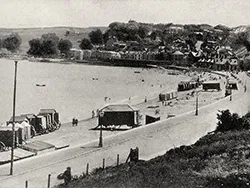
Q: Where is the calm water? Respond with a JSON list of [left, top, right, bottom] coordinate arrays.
[[0, 59, 188, 124]]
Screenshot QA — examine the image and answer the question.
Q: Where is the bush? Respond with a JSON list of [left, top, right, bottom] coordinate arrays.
[[216, 110, 250, 132]]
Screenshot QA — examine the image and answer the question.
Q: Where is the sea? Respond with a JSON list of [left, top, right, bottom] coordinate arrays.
[[0, 59, 189, 124]]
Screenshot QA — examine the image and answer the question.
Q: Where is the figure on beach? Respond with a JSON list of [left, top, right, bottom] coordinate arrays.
[[72, 117, 76, 126], [72, 117, 78, 126]]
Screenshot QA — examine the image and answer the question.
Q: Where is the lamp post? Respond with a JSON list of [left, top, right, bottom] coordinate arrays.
[[98, 111, 104, 147], [195, 90, 199, 116], [230, 89, 232, 101], [10, 60, 18, 175]]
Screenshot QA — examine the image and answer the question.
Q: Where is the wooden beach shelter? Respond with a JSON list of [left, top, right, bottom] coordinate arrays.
[[202, 81, 221, 91], [98, 104, 139, 128]]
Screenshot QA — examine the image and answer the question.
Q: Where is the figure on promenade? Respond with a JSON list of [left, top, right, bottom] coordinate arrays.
[[63, 167, 72, 185], [75, 118, 78, 126], [126, 147, 139, 163]]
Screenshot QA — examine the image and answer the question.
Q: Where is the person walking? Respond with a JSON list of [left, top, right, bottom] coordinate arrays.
[[75, 118, 78, 126], [63, 167, 72, 185], [72, 117, 75, 126]]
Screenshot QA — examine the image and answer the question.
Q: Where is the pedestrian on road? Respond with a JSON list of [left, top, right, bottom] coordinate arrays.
[[63, 167, 72, 185]]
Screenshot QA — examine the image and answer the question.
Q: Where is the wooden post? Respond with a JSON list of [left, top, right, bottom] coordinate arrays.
[[117, 154, 119, 166], [102, 158, 105, 169], [86, 163, 89, 175], [47, 174, 51, 188], [25, 180, 28, 188]]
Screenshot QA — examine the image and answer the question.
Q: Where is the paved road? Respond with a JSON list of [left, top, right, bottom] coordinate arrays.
[[0, 73, 249, 188]]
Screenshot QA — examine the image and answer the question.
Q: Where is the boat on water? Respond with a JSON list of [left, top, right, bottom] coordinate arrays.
[[36, 84, 46, 87]]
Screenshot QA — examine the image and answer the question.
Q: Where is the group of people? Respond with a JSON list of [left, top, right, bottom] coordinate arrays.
[[72, 117, 78, 126]]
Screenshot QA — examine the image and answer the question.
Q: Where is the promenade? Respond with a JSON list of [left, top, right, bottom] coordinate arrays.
[[0, 72, 248, 188]]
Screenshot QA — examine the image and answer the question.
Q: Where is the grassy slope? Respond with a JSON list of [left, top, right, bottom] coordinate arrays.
[[0, 26, 107, 54], [56, 129, 250, 188]]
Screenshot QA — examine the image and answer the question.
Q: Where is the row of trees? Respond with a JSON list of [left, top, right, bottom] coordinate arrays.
[[27, 33, 72, 57], [0, 33, 22, 53]]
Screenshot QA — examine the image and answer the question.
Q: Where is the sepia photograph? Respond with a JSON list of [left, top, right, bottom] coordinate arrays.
[[0, 0, 249, 187]]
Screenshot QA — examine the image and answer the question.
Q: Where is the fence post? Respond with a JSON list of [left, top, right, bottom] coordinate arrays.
[[47, 174, 51, 188], [117, 154, 119, 166], [25, 180, 28, 188], [102, 158, 105, 169], [86, 163, 89, 175]]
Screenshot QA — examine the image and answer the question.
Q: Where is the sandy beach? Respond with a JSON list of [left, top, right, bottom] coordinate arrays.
[[29, 71, 236, 148]]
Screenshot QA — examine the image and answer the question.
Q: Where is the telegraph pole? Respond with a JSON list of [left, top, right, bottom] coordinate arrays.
[[98, 111, 104, 147], [10, 60, 18, 175], [195, 91, 199, 116]]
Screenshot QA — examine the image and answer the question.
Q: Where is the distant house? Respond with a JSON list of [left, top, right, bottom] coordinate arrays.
[[165, 24, 184, 34], [70, 48, 83, 60], [213, 57, 238, 71], [172, 51, 184, 65], [105, 36, 118, 51]]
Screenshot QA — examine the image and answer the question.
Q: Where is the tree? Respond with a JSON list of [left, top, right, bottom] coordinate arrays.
[[2, 33, 22, 52], [41, 39, 58, 56], [88, 29, 103, 45], [79, 38, 93, 50], [58, 39, 72, 56], [27, 38, 43, 56], [41, 33, 60, 45], [216, 110, 250, 132], [235, 32, 250, 51]]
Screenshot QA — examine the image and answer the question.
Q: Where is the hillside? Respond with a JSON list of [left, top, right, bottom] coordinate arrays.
[[0, 26, 107, 54], [56, 113, 250, 188]]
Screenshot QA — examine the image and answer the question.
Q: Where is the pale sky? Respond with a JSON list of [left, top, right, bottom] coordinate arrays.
[[0, 0, 249, 28]]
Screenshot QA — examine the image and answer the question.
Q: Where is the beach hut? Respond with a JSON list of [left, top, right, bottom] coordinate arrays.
[[0, 126, 19, 147], [202, 81, 221, 91], [98, 104, 139, 128], [14, 123, 25, 144], [227, 81, 238, 90], [159, 90, 177, 101], [7, 115, 29, 125], [30, 115, 47, 134], [21, 121, 31, 140], [37, 109, 60, 131]]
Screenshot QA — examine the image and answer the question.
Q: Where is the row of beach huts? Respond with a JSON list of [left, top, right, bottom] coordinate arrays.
[[0, 109, 60, 150]]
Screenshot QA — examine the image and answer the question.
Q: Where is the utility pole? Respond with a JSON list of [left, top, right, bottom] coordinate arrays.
[[195, 91, 199, 116], [99, 124, 103, 147], [10, 60, 18, 175], [98, 111, 104, 147]]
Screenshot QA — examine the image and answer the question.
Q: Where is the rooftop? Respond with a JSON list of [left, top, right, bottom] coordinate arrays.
[[100, 104, 138, 112]]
